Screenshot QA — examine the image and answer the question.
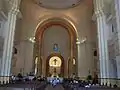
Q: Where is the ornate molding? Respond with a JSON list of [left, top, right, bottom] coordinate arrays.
[[95, 9, 105, 18], [35, 18, 77, 41], [34, 15, 79, 39], [8, 0, 21, 15]]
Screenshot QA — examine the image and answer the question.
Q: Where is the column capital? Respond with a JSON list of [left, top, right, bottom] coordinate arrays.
[[8, 0, 21, 15], [9, 8, 19, 15], [76, 41, 80, 45], [76, 39, 80, 45], [95, 9, 105, 18]]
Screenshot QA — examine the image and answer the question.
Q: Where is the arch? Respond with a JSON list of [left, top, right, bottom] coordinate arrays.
[[35, 17, 79, 41], [34, 17, 78, 76]]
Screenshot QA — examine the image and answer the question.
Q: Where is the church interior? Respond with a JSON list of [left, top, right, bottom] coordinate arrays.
[[0, 0, 120, 89]]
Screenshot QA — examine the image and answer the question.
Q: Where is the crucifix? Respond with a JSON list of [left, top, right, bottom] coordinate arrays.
[[53, 59, 57, 65], [53, 59, 57, 74]]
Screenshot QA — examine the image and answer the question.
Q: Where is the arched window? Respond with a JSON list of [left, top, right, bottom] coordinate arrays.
[[35, 57, 38, 75], [73, 58, 76, 65]]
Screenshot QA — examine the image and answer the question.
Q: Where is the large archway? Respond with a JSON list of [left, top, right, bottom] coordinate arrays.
[[34, 18, 78, 77]]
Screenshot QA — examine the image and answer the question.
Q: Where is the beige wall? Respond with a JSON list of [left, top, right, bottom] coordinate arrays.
[[13, 0, 97, 77], [42, 26, 70, 60], [41, 25, 70, 76]]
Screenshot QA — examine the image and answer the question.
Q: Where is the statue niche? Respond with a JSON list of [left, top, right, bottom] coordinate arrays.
[[46, 54, 64, 77]]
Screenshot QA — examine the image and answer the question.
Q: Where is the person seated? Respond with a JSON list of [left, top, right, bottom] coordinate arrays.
[[32, 77, 37, 81], [16, 73, 23, 82], [17, 73, 23, 78], [11, 75, 16, 83]]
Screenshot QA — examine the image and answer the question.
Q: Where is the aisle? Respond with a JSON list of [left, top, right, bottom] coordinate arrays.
[[45, 84, 64, 90]]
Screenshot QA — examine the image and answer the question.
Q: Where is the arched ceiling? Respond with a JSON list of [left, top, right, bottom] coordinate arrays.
[[34, 0, 81, 9]]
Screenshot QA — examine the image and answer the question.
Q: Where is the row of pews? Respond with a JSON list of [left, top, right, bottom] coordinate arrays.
[[0, 78, 120, 90], [62, 81, 119, 90], [0, 81, 47, 90]]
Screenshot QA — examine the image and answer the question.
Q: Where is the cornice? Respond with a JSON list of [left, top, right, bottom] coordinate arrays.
[[95, 9, 105, 18], [5, 0, 21, 15]]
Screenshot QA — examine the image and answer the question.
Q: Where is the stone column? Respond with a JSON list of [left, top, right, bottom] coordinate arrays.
[[115, 0, 120, 86], [0, 0, 20, 84], [115, 1, 120, 48], [95, 0, 110, 85]]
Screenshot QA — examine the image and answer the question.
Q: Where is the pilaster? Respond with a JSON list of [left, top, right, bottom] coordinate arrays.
[[0, 0, 20, 84], [115, 0, 120, 86], [76, 40, 80, 77], [95, 0, 110, 85]]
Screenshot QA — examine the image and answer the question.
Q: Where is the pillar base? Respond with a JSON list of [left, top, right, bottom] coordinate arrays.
[[0, 76, 10, 85], [100, 78, 120, 87]]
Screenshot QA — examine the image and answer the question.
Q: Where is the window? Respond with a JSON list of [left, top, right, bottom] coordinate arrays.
[[73, 58, 76, 65]]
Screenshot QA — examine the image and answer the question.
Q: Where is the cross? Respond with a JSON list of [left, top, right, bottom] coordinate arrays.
[[53, 59, 57, 65]]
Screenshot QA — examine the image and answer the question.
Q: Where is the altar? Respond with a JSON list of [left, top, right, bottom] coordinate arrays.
[[47, 55, 63, 76]]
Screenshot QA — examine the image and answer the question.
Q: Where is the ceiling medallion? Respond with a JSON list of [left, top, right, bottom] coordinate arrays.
[[34, 0, 81, 9]]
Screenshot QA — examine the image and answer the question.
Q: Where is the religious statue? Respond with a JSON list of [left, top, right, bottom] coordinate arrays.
[[53, 43, 58, 52], [53, 59, 57, 73]]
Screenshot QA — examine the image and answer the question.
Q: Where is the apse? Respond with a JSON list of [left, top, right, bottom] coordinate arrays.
[[42, 25, 70, 62]]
